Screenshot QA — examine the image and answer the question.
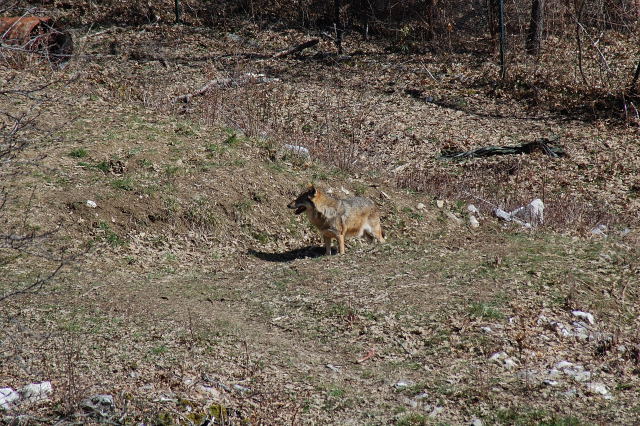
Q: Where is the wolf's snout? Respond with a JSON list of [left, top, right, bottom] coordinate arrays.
[[288, 201, 306, 215]]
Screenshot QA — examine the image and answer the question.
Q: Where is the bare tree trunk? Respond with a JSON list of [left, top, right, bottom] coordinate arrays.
[[487, 0, 500, 40], [425, 0, 438, 41], [335, 0, 343, 54], [526, 0, 544, 55], [499, 0, 506, 78], [174, 0, 181, 23], [574, 0, 588, 84]]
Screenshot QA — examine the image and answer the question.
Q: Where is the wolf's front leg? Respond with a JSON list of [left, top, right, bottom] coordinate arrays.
[[323, 236, 333, 255]]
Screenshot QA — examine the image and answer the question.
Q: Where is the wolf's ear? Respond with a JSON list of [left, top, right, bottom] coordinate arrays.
[[307, 183, 316, 196]]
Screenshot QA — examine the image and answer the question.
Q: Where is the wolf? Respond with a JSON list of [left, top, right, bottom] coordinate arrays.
[[287, 185, 385, 255]]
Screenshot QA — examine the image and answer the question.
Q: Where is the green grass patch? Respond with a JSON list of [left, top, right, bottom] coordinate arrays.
[[469, 302, 504, 320], [111, 177, 134, 191], [68, 148, 88, 158], [492, 407, 583, 425], [396, 412, 427, 425], [98, 221, 125, 247]]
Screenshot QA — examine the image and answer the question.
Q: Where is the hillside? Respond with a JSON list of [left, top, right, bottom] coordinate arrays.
[[1, 13, 640, 425]]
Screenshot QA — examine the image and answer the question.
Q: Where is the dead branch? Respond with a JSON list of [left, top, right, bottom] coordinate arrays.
[[175, 73, 280, 103]]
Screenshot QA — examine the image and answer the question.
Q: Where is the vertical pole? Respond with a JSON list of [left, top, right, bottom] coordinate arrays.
[[499, 0, 506, 79]]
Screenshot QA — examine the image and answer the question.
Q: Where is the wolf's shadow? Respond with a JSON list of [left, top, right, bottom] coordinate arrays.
[[247, 246, 328, 262]]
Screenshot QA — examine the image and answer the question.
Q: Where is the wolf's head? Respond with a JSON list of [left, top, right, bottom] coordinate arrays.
[[287, 185, 317, 215]]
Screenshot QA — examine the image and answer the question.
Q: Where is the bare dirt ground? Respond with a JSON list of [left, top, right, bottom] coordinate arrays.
[[2, 17, 640, 425]]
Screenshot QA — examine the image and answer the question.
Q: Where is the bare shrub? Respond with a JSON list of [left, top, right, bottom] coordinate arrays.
[[0, 61, 79, 303], [395, 159, 633, 232]]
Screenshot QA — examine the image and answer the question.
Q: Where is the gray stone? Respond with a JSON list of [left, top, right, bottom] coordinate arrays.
[[19, 382, 52, 403], [81, 394, 115, 417], [283, 144, 310, 158], [586, 383, 609, 396], [0, 388, 19, 410], [572, 310, 595, 325]]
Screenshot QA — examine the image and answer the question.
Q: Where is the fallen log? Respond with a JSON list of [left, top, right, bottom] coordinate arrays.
[[272, 38, 319, 58], [439, 137, 566, 160]]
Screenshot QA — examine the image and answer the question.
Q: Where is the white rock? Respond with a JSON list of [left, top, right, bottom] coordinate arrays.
[[507, 199, 544, 226], [417, 202, 426, 210], [471, 418, 484, 426], [282, 144, 310, 158], [480, 326, 492, 333], [467, 204, 480, 215], [340, 186, 350, 195], [394, 380, 414, 389], [543, 380, 559, 387], [503, 358, 518, 369], [489, 351, 507, 361], [232, 384, 250, 393], [547, 368, 561, 379], [555, 361, 574, 369], [436, 200, 445, 208], [586, 383, 609, 395], [574, 371, 592, 382], [86, 200, 97, 208], [571, 322, 590, 340], [517, 369, 540, 382], [572, 310, 595, 325], [0, 388, 19, 410], [493, 208, 512, 221], [528, 199, 544, 225], [590, 224, 608, 236], [469, 215, 480, 228], [19, 381, 52, 403]]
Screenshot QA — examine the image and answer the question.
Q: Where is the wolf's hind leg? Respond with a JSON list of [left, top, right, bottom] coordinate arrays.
[[337, 234, 346, 254]]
